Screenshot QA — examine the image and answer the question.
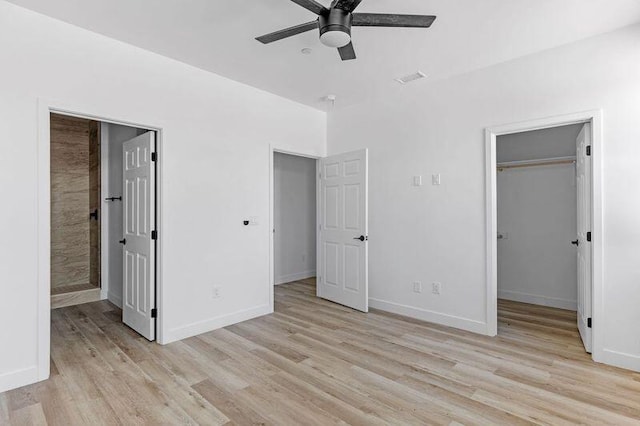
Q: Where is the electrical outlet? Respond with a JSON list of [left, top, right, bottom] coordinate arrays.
[[413, 176, 423, 187], [432, 282, 442, 295], [413, 281, 423, 293], [212, 286, 221, 299]]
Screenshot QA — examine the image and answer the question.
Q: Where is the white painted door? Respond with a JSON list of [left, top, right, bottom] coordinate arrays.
[[575, 123, 592, 353], [318, 149, 368, 312], [122, 132, 156, 341]]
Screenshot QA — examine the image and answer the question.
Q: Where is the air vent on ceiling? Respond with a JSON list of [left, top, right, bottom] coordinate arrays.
[[395, 71, 427, 85]]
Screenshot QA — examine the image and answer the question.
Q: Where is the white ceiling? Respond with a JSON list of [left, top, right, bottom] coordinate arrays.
[[7, 0, 640, 110]]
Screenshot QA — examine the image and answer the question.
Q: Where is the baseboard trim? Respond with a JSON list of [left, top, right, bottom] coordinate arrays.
[[369, 298, 488, 335], [51, 288, 101, 309], [0, 366, 39, 393], [164, 304, 272, 344], [600, 349, 640, 372], [108, 292, 122, 309], [498, 289, 577, 311], [275, 271, 316, 285]]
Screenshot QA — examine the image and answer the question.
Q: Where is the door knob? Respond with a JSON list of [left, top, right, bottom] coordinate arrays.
[[353, 235, 368, 242], [119, 238, 126, 245], [571, 239, 579, 246]]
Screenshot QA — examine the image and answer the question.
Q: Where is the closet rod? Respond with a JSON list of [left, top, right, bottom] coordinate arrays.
[[497, 157, 575, 171]]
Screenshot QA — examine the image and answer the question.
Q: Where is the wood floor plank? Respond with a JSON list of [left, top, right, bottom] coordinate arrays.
[[2, 281, 640, 425], [9, 402, 48, 426]]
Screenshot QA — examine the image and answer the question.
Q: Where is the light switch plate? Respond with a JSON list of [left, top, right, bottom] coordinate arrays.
[[432, 282, 442, 295], [413, 176, 423, 186], [432, 174, 441, 185]]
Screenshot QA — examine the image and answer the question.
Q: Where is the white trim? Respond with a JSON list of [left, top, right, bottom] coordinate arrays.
[[35, 98, 166, 392], [0, 366, 39, 394], [155, 127, 166, 345], [108, 291, 123, 309], [601, 349, 640, 372], [275, 270, 317, 285], [164, 304, 271, 344], [485, 128, 498, 337], [485, 109, 604, 362], [36, 100, 51, 383], [369, 298, 487, 334], [498, 289, 577, 311], [268, 145, 321, 315], [100, 123, 110, 301], [316, 159, 321, 300]]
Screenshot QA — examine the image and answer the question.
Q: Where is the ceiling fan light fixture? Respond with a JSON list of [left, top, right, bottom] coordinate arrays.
[[320, 30, 351, 48], [318, 8, 352, 48], [255, 0, 437, 62]]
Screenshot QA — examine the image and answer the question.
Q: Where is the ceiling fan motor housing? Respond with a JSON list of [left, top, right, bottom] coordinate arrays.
[[319, 8, 352, 46]]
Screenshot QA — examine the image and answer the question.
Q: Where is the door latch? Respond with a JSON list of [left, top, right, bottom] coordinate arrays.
[[89, 209, 99, 221]]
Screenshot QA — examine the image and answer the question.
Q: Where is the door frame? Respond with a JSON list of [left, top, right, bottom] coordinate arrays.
[[268, 145, 321, 311], [484, 110, 604, 362], [36, 98, 165, 383]]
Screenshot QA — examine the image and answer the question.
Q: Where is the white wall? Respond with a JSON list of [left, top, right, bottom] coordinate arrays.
[[497, 163, 577, 310], [0, 1, 325, 393], [102, 123, 143, 308], [274, 153, 317, 285], [327, 24, 640, 371], [497, 124, 583, 162]]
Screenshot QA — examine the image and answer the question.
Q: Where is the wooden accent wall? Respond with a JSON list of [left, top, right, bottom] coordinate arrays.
[[50, 114, 100, 293]]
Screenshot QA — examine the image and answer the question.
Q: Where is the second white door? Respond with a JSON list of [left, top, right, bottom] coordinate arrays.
[[318, 149, 369, 312], [122, 132, 156, 341], [576, 123, 592, 353]]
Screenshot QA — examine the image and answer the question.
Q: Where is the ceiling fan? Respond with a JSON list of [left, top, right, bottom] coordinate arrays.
[[256, 0, 437, 61]]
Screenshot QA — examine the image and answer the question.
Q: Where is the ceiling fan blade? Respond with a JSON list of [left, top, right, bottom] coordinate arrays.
[[338, 42, 356, 61], [256, 20, 319, 44], [330, 0, 364, 12], [290, 0, 329, 15], [352, 13, 437, 28]]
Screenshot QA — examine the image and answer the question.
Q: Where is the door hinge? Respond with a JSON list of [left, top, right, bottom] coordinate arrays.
[[587, 232, 592, 242], [586, 146, 591, 156], [587, 317, 592, 328], [151, 152, 157, 162], [152, 230, 158, 240], [151, 308, 157, 318]]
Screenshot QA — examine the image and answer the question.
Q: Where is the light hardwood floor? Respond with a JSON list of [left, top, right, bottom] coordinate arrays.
[[2, 279, 639, 425]]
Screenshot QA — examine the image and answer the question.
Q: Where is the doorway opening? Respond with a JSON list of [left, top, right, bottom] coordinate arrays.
[[496, 123, 588, 350], [273, 152, 318, 287], [49, 112, 159, 342], [485, 111, 603, 360], [50, 114, 103, 308], [269, 148, 370, 314]]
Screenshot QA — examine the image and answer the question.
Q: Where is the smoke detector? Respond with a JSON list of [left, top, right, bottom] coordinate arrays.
[[323, 94, 337, 107], [395, 71, 427, 85]]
